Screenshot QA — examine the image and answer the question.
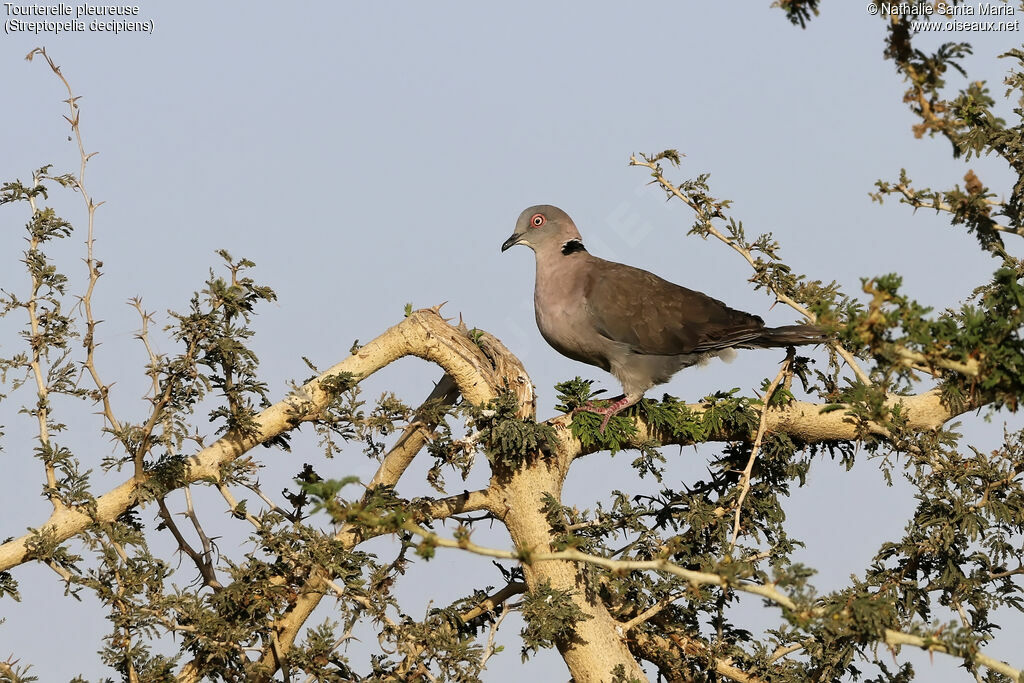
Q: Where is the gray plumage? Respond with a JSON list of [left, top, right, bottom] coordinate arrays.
[[501, 204, 823, 429]]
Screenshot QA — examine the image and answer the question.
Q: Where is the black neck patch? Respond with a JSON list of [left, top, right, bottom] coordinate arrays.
[[561, 239, 587, 255]]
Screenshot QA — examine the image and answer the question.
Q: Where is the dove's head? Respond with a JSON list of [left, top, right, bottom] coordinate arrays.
[[501, 205, 584, 255]]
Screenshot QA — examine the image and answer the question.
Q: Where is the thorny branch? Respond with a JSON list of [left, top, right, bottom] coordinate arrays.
[[889, 180, 1024, 239], [402, 521, 799, 608], [730, 350, 793, 550], [27, 47, 121, 437]]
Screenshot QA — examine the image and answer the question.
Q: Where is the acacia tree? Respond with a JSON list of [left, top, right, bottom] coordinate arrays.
[[3, 7, 1024, 683]]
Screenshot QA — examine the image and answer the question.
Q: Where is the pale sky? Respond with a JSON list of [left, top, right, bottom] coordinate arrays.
[[2, 3, 1023, 681]]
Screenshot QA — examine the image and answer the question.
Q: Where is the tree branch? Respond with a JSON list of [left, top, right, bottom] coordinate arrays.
[[884, 628, 1020, 681], [0, 307, 524, 573], [401, 522, 797, 610], [731, 353, 792, 549], [568, 388, 959, 462]]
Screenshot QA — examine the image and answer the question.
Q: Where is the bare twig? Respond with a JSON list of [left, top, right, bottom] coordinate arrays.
[[28, 47, 121, 436], [156, 492, 222, 590], [731, 352, 793, 550], [620, 591, 686, 632], [479, 600, 515, 670], [216, 483, 263, 528], [402, 522, 797, 610], [890, 182, 1022, 237]]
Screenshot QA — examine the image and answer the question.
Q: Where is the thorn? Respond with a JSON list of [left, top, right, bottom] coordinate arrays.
[[430, 301, 456, 323]]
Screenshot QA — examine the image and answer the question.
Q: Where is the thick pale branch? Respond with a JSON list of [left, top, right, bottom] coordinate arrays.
[[894, 346, 980, 377], [487, 460, 649, 681], [187, 319, 525, 683], [245, 488, 497, 680], [566, 388, 958, 461], [0, 308, 516, 573], [369, 374, 461, 487]]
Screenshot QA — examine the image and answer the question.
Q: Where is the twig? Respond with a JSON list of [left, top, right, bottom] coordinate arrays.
[[156, 495, 222, 590], [244, 480, 299, 523], [767, 641, 808, 664], [402, 522, 797, 610], [884, 628, 1020, 681], [620, 592, 686, 632], [730, 352, 793, 550], [891, 182, 1022, 237], [129, 298, 195, 477], [22, 171, 62, 512], [635, 630, 769, 683], [182, 487, 219, 581], [479, 600, 515, 670], [28, 47, 121, 436], [216, 483, 263, 528]]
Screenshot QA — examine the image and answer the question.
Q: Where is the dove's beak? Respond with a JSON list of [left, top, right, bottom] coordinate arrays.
[[501, 232, 526, 252]]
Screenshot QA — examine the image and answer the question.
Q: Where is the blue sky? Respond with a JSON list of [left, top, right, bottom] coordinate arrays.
[[2, 2, 1023, 681]]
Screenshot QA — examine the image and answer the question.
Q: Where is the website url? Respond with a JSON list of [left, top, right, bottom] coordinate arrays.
[[911, 19, 1020, 31]]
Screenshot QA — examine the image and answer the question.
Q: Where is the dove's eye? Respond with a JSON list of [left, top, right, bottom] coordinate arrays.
[[531, 214, 545, 228]]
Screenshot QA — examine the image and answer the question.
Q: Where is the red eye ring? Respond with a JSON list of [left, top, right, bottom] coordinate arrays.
[[530, 213, 545, 228]]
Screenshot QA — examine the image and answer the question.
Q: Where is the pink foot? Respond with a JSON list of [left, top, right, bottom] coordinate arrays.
[[573, 395, 635, 433]]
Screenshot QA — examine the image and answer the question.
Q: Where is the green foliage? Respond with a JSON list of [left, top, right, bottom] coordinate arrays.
[[467, 389, 557, 469], [519, 580, 592, 661], [0, 570, 19, 602], [774, 0, 820, 28], [286, 620, 359, 680], [168, 251, 278, 442], [838, 264, 1024, 413], [422, 400, 473, 492]]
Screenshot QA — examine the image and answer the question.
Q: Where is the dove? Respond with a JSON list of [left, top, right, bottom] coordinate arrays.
[[502, 205, 823, 431]]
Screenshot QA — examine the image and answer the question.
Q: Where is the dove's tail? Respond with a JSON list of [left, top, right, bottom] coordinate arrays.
[[750, 324, 827, 348]]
